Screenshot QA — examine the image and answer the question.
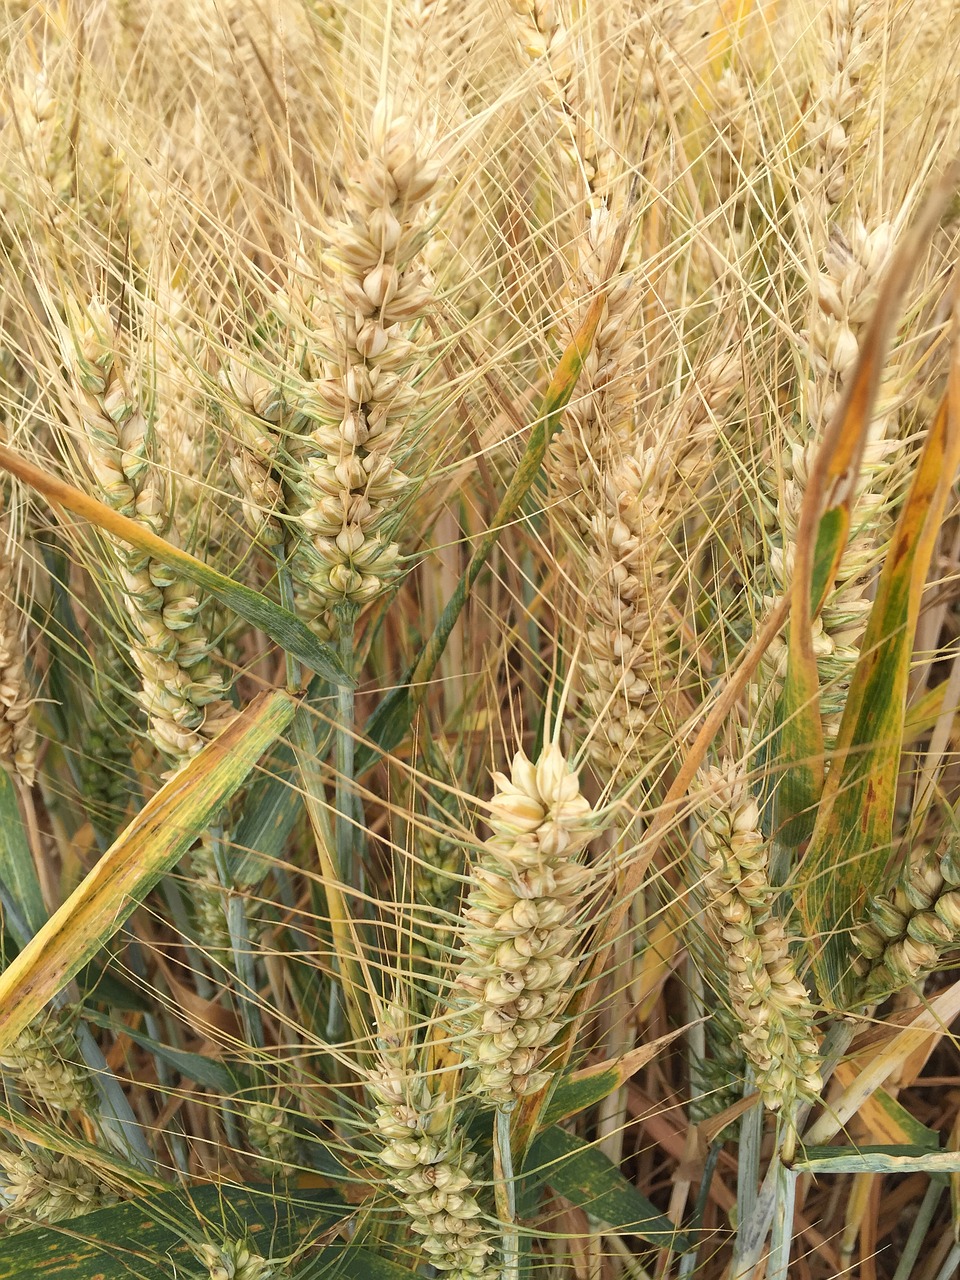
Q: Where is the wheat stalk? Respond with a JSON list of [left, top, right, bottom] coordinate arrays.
[[0, 511, 36, 787]]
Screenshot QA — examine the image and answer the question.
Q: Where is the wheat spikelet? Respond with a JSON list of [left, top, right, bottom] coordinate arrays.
[[76, 634, 136, 836], [399, 0, 460, 100], [193, 1239, 282, 1280], [1, 35, 164, 300], [756, 216, 909, 747], [244, 1096, 297, 1174], [853, 840, 960, 999], [504, 4, 579, 153], [290, 98, 442, 621], [796, 0, 876, 237], [404, 787, 466, 992], [617, 1, 695, 133], [688, 997, 747, 1125], [58, 296, 235, 767], [508, 1, 698, 207], [579, 345, 740, 774], [220, 354, 288, 552], [705, 64, 760, 210], [0, 1146, 117, 1226], [743, 7, 952, 747], [548, 205, 639, 505], [450, 743, 598, 1105], [696, 761, 822, 1116], [145, 266, 211, 517], [58, 295, 240, 941], [0, 1017, 98, 1116], [1, 58, 73, 226], [371, 1006, 496, 1279]]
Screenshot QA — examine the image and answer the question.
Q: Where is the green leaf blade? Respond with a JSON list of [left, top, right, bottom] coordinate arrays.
[[358, 294, 606, 771], [0, 767, 46, 940], [774, 175, 960, 854], [0, 1183, 347, 1279], [525, 1126, 688, 1250], [0, 444, 350, 687], [800, 392, 960, 1005]]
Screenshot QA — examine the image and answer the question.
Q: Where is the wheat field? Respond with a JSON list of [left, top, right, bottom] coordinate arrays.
[[0, 2, 959, 1278]]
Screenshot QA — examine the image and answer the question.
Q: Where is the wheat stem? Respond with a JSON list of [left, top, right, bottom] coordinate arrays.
[[334, 604, 360, 894], [494, 1107, 519, 1280]]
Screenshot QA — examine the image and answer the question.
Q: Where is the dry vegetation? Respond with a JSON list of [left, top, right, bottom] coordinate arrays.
[[0, 2, 959, 1278]]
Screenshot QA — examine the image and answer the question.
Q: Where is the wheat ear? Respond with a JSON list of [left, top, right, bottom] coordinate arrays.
[[0, 1145, 117, 1227], [853, 840, 960, 1000], [757, 219, 902, 745], [291, 99, 441, 622], [451, 743, 598, 1105], [59, 296, 235, 766], [696, 761, 822, 1119], [371, 1005, 496, 1279]]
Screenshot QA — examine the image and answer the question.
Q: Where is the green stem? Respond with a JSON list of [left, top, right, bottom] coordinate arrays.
[[276, 552, 368, 1049], [678, 1143, 722, 1280], [495, 1108, 518, 1280], [767, 1158, 797, 1280], [733, 1069, 762, 1267], [73, 1021, 155, 1172], [224, 897, 264, 1052], [277, 551, 375, 1070], [891, 1177, 946, 1280], [933, 1241, 960, 1280], [290, 703, 370, 1048], [276, 549, 301, 693], [160, 878, 213, 999], [334, 604, 359, 892], [734, 1020, 855, 1278]]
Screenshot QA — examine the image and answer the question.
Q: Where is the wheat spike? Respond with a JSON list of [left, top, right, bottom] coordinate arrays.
[[696, 761, 822, 1117]]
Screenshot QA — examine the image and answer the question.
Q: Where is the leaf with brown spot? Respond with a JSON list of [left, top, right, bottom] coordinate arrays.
[[798, 380, 960, 1007], [775, 169, 960, 853]]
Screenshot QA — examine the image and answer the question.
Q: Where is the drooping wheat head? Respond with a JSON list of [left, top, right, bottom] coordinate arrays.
[[0, 1146, 118, 1228]]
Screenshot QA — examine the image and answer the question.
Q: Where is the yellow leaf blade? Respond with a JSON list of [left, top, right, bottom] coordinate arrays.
[[0, 689, 295, 1050]]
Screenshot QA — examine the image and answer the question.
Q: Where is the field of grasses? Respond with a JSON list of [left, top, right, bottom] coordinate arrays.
[[1, 2, 960, 1278]]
